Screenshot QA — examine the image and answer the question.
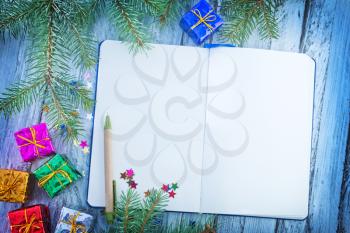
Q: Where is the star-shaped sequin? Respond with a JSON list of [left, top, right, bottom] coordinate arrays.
[[161, 184, 169, 192], [86, 113, 93, 120], [168, 190, 176, 198], [80, 140, 88, 148], [129, 181, 137, 189], [82, 147, 90, 155], [171, 183, 179, 191], [126, 169, 134, 178], [120, 172, 127, 179], [86, 82, 92, 90], [73, 139, 80, 147], [42, 105, 49, 113], [144, 190, 150, 197]]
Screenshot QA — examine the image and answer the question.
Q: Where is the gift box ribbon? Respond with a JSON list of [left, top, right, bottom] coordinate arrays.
[[190, 9, 217, 32], [10, 209, 43, 233], [38, 162, 72, 188], [17, 127, 50, 156], [0, 172, 21, 196], [61, 212, 87, 233]]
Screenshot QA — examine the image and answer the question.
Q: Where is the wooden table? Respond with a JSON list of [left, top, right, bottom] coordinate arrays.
[[0, 1, 349, 232]]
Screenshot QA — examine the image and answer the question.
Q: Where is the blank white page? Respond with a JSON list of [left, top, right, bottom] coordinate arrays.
[[200, 48, 315, 219], [88, 40, 209, 212]]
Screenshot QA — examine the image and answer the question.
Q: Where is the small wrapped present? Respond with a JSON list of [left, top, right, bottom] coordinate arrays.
[[0, 169, 30, 203], [54, 207, 94, 233], [8, 204, 50, 233], [33, 154, 81, 198], [180, 0, 224, 44], [14, 123, 55, 162]]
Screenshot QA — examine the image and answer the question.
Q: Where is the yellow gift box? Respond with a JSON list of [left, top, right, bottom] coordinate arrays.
[[0, 169, 29, 203]]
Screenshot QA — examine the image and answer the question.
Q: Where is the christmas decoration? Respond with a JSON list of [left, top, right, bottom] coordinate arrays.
[[33, 154, 81, 198], [120, 168, 138, 189], [0, 169, 29, 203], [8, 205, 50, 233], [220, 0, 281, 44], [161, 182, 179, 198], [14, 123, 55, 162], [0, 0, 280, 141], [79, 140, 88, 148], [54, 207, 93, 233], [105, 168, 206, 232], [180, 0, 224, 44], [82, 147, 90, 155]]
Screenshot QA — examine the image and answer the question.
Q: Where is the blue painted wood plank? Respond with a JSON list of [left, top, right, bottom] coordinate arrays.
[[305, 0, 350, 232], [0, 34, 44, 232]]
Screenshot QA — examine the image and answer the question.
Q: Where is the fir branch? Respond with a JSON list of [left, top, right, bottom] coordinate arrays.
[[117, 189, 142, 233], [137, 189, 168, 233], [53, 1, 96, 68], [159, 0, 190, 25], [257, 0, 279, 39], [106, 0, 149, 52], [0, 1, 41, 37], [129, 0, 163, 16], [0, 0, 94, 141], [0, 78, 45, 117], [220, 0, 280, 44], [52, 77, 93, 110], [159, 217, 216, 233]]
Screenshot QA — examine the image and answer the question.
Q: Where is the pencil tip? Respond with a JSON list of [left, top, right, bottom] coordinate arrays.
[[104, 114, 112, 129]]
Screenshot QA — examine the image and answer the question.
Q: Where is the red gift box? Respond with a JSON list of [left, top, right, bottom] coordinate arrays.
[[8, 205, 50, 233]]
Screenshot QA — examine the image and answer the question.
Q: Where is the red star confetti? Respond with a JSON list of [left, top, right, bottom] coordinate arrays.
[[129, 181, 137, 189], [169, 190, 176, 198], [121, 168, 139, 189], [80, 140, 88, 148], [161, 184, 169, 192], [126, 168, 134, 178]]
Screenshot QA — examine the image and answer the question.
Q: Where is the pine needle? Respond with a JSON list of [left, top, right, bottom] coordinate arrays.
[[220, 0, 281, 45]]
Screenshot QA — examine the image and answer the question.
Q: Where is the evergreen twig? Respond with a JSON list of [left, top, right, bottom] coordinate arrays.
[[220, 0, 281, 45]]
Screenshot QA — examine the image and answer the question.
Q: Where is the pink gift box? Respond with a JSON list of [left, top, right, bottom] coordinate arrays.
[[14, 123, 55, 162]]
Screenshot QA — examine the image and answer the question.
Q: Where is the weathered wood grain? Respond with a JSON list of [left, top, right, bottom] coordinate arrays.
[[0, 35, 44, 231], [305, 0, 350, 232], [0, 0, 349, 232]]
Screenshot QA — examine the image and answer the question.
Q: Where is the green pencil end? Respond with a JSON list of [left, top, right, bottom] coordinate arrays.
[[104, 114, 112, 129], [105, 212, 114, 224]]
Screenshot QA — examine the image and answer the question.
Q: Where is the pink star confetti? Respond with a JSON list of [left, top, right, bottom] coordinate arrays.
[[161, 184, 169, 192], [126, 168, 134, 178], [129, 181, 138, 189], [80, 140, 88, 148], [169, 190, 176, 198], [121, 168, 139, 189]]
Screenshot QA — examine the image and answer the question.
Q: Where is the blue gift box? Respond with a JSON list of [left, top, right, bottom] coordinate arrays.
[[180, 0, 224, 45]]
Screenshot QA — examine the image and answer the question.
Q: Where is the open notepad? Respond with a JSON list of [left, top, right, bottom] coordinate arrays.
[[88, 40, 315, 219]]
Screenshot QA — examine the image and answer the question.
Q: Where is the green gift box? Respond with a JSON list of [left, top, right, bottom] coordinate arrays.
[[33, 154, 81, 198]]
